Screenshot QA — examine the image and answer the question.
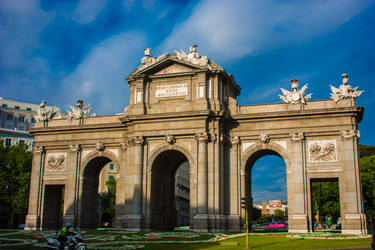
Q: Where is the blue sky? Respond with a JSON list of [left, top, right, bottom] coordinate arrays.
[[1, 0, 374, 202]]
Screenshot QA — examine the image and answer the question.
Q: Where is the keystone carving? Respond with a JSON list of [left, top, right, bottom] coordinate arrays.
[[330, 74, 364, 103], [195, 132, 210, 143], [96, 142, 105, 151], [341, 130, 360, 140], [165, 134, 176, 145], [69, 144, 81, 152], [290, 133, 305, 143], [33, 146, 45, 155], [259, 134, 270, 144]]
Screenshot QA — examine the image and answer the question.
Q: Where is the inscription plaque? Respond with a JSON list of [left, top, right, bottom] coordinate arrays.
[[156, 83, 188, 98]]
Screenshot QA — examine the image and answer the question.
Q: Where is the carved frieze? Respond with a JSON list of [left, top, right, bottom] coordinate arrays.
[[96, 142, 105, 151], [259, 134, 270, 144], [165, 134, 176, 145], [46, 153, 67, 171], [33, 146, 45, 155], [308, 140, 337, 163], [290, 133, 305, 143], [340, 130, 360, 140], [194, 132, 210, 143], [69, 144, 81, 152]]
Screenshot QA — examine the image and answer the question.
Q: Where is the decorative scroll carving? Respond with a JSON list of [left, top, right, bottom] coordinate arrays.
[[330, 74, 364, 103], [120, 142, 127, 151], [308, 140, 337, 163], [46, 153, 66, 171], [69, 144, 81, 152], [230, 136, 240, 146], [279, 79, 312, 104], [259, 134, 270, 144], [96, 142, 105, 151], [165, 134, 176, 145], [175, 44, 211, 69], [194, 132, 210, 143], [127, 136, 144, 146], [341, 130, 360, 140], [36, 100, 56, 123], [33, 146, 45, 155], [68, 99, 92, 121], [290, 133, 305, 143]]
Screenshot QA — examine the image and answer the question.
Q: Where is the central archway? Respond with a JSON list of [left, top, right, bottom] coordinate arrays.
[[150, 149, 190, 230]]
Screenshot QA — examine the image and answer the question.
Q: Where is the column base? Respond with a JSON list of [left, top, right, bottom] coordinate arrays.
[[25, 215, 40, 230], [342, 213, 367, 234], [192, 214, 209, 232], [116, 214, 142, 231], [226, 215, 241, 232], [288, 214, 309, 233]]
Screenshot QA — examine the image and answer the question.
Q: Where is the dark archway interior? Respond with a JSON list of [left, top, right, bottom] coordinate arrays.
[[150, 150, 189, 230], [244, 149, 285, 225], [81, 156, 111, 228], [42, 185, 64, 229]]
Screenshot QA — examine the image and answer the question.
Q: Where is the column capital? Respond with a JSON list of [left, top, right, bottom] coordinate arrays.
[[33, 146, 45, 155], [69, 144, 81, 152], [119, 142, 127, 151], [289, 132, 305, 143], [340, 129, 360, 140], [127, 136, 144, 146], [195, 132, 210, 143], [230, 136, 240, 146]]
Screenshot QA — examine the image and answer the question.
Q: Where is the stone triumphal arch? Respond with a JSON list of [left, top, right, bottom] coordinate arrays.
[[26, 46, 366, 234]]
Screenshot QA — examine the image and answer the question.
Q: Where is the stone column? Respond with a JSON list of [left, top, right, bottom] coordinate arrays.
[[116, 142, 127, 227], [193, 132, 209, 231], [25, 146, 45, 230]]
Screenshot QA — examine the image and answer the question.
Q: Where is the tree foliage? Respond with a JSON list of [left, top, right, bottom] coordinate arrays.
[[0, 143, 32, 227], [360, 155, 375, 220], [359, 144, 375, 159], [311, 180, 340, 220]]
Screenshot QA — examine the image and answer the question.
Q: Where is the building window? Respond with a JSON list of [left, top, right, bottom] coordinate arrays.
[[109, 175, 114, 180], [5, 138, 11, 146], [109, 163, 114, 170], [2, 104, 7, 107], [6, 125, 13, 129], [26, 108, 32, 111], [14, 106, 20, 109], [18, 126, 25, 131], [31, 117, 35, 123], [19, 140, 25, 144], [7, 114, 13, 120], [19, 116, 25, 122]]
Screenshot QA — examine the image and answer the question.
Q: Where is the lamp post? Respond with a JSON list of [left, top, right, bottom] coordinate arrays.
[[241, 197, 249, 249]]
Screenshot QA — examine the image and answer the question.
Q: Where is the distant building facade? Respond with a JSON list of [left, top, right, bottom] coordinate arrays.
[[257, 200, 288, 215], [0, 97, 66, 149], [175, 162, 190, 227]]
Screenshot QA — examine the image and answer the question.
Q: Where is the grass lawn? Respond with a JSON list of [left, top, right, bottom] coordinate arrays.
[[0, 229, 372, 249]]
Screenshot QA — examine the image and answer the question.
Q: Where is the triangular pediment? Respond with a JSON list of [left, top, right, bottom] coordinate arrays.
[[153, 62, 196, 75]]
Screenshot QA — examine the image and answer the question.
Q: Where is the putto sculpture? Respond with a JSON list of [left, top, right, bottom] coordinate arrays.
[[279, 79, 312, 104], [36, 100, 57, 126], [68, 99, 92, 123], [330, 74, 364, 103]]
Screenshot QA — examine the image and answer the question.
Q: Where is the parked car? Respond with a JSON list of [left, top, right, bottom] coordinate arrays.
[[268, 222, 286, 229]]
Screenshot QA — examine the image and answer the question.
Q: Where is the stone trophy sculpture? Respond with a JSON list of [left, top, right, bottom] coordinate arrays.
[[279, 79, 312, 104], [330, 74, 364, 103], [36, 100, 57, 127], [68, 99, 92, 125]]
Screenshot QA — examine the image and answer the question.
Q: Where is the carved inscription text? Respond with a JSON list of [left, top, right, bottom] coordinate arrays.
[[156, 83, 188, 98]]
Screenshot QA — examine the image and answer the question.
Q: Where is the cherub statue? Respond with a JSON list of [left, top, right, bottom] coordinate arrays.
[[330, 74, 364, 103], [279, 79, 312, 104], [36, 100, 56, 123], [68, 99, 92, 122]]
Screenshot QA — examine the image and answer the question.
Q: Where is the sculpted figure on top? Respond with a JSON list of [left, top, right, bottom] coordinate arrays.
[[136, 48, 167, 72], [279, 79, 312, 104], [330, 74, 364, 103], [175, 44, 211, 69], [68, 99, 92, 122], [37, 100, 57, 124]]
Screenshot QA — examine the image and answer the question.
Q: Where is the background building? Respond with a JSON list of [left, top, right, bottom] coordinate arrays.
[[257, 200, 288, 216], [175, 162, 190, 227], [0, 97, 66, 149]]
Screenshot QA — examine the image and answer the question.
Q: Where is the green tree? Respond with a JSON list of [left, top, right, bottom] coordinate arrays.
[[0, 143, 32, 227], [359, 155, 375, 221], [359, 144, 375, 159], [311, 180, 340, 220], [105, 178, 116, 218], [274, 209, 286, 221]]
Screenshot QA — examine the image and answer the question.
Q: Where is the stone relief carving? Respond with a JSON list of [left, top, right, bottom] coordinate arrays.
[[127, 136, 144, 146], [165, 134, 176, 145], [194, 132, 210, 143], [341, 129, 360, 140], [46, 153, 66, 171], [279, 79, 312, 104], [120, 142, 127, 151], [68, 99, 92, 122], [96, 142, 105, 151], [69, 144, 81, 152], [33, 146, 45, 155], [175, 44, 211, 70], [259, 134, 270, 144], [308, 140, 337, 163], [230, 136, 240, 145], [330, 74, 364, 103], [36, 100, 57, 123], [290, 133, 305, 142]]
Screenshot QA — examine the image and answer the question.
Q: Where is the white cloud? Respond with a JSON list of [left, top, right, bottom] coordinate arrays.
[[59, 32, 147, 115], [160, 0, 373, 63], [72, 0, 108, 24]]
